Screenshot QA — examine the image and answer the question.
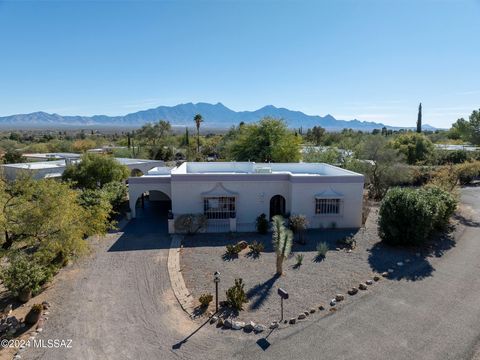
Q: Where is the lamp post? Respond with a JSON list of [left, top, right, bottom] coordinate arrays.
[[213, 271, 220, 313]]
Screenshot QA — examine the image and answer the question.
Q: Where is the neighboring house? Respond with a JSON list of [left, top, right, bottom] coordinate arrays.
[[1, 157, 164, 180], [128, 162, 364, 233], [22, 153, 82, 162]]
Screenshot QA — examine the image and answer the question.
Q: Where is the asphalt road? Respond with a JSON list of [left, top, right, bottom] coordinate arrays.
[[230, 187, 480, 360], [24, 189, 480, 360]]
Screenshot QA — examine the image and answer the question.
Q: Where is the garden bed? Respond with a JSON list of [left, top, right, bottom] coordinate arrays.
[[180, 205, 460, 325]]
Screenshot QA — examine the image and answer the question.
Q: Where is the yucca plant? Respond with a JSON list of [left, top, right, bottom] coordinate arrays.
[[272, 215, 293, 275]]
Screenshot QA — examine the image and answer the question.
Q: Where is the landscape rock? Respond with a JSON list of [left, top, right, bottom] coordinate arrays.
[[232, 321, 245, 330], [396, 262, 404, 267], [388, 268, 394, 273], [348, 288, 358, 296], [270, 321, 279, 329], [366, 280, 373, 285], [318, 305, 325, 311], [373, 276, 380, 281], [216, 318, 224, 327], [224, 319, 233, 329], [42, 301, 50, 310], [236, 241, 248, 250], [304, 311, 310, 316], [298, 313, 306, 320], [329, 308, 337, 312], [335, 294, 345, 302], [309, 308, 316, 314], [330, 299, 336, 306], [210, 316, 218, 324], [289, 318, 296, 324], [243, 321, 255, 332], [381, 272, 389, 277], [254, 324, 267, 332], [359, 283, 368, 290]]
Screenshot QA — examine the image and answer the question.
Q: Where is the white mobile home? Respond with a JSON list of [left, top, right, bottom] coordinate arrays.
[[128, 162, 364, 232]]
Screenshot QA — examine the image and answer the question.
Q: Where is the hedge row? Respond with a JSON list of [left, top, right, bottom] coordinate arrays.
[[378, 186, 457, 246]]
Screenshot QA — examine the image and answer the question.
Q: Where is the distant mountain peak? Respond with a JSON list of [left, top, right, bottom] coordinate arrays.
[[0, 102, 433, 131]]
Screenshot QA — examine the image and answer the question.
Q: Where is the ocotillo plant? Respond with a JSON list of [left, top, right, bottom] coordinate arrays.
[[272, 215, 293, 275]]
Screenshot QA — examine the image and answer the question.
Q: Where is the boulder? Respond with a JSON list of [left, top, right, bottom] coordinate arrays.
[[309, 308, 316, 314], [330, 299, 336, 306], [335, 294, 345, 302], [304, 311, 310, 316], [381, 272, 389, 277], [289, 318, 296, 325], [298, 313, 306, 320], [359, 283, 368, 290], [329, 308, 337, 312], [254, 324, 267, 332], [373, 276, 380, 281], [210, 316, 218, 324], [366, 280, 373, 285], [236, 241, 248, 250], [318, 305, 325, 311], [270, 321, 279, 329], [41, 301, 50, 310]]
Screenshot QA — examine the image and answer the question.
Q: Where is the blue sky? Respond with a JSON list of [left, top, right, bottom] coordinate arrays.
[[0, 0, 479, 128]]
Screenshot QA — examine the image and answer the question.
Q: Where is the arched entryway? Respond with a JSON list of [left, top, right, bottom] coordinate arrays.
[[270, 195, 286, 219], [135, 190, 172, 221]]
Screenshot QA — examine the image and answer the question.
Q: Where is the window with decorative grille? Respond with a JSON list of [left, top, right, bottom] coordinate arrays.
[[315, 198, 341, 215], [203, 196, 236, 219]]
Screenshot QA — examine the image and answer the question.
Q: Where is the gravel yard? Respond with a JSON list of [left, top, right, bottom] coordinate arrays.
[[181, 204, 460, 325]]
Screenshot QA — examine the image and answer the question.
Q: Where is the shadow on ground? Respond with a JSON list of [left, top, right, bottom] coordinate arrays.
[[246, 274, 280, 310], [368, 227, 456, 281]]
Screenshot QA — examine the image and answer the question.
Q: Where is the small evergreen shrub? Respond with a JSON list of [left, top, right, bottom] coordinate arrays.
[[248, 241, 265, 256], [198, 293, 213, 307], [295, 254, 304, 266], [316, 242, 329, 258], [256, 213, 269, 234], [225, 244, 241, 257], [378, 186, 457, 246], [226, 278, 248, 311]]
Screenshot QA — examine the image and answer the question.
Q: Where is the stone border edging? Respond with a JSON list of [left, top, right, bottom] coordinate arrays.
[[167, 235, 195, 317]]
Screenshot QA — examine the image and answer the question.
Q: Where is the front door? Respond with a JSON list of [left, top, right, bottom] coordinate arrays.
[[270, 195, 286, 219]]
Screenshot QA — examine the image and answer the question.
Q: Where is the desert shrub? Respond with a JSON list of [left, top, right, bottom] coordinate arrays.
[[289, 214, 309, 244], [337, 236, 356, 249], [198, 293, 213, 307], [0, 252, 51, 298], [428, 164, 460, 192], [316, 242, 329, 258], [256, 213, 269, 234], [378, 186, 457, 246], [434, 149, 468, 165], [174, 214, 208, 234], [248, 241, 264, 256], [226, 278, 248, 311], [225, 244, 241, 257], [295, 254, 304, 266], [457, 161, 480, 185]]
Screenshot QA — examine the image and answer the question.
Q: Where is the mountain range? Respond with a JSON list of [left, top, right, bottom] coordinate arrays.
[[0, 102, 435, 131]]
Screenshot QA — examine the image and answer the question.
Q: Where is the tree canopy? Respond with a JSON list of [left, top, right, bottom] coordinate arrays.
[[62, 153, 129, 189], [451, 109, 480, 145], [227, 117, 301, 162], [391, 133, 434, 164]]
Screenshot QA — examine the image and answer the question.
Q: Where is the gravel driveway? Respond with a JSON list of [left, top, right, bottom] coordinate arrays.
[[23, 202, 223, 360]]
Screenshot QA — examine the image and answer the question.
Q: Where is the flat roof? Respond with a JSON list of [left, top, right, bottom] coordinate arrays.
[[2, 158, 162, 170]]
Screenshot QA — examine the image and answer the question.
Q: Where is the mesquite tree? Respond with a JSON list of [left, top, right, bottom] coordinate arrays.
[[272, 215, 293, 275]]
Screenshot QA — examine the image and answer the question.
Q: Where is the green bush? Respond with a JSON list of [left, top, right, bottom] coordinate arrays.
[[198, 293, 213, 307], [226, 278, 248, 311], [316, 242, 329, 258], [102, 182, 128, 210], [256, 213, 269, 234], [457, 161, 480, 185], [174, 214, 208, 234], [225, 244, 241, 257], [0, 252, 51, 298], [295, 254, 304, 266], [378, 186, 457, 246], [248, 241, 265, 256]]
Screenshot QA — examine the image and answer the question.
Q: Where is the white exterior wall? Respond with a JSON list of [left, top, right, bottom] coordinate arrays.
[[290, 182, 364, 229], [128, 179, 172, 218], [171, 180, 292, 231]]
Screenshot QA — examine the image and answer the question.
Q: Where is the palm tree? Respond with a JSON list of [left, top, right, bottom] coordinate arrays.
[[193, 114, 203, 154], [272, 215, 293, 275]]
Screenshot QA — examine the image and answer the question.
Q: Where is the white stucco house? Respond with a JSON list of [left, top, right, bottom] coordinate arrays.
[[128, 162, 364, 233], [1, 156, 164, 180]]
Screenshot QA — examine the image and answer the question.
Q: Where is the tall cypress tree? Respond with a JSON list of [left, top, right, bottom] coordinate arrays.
[[417, 103, 422, 133]]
